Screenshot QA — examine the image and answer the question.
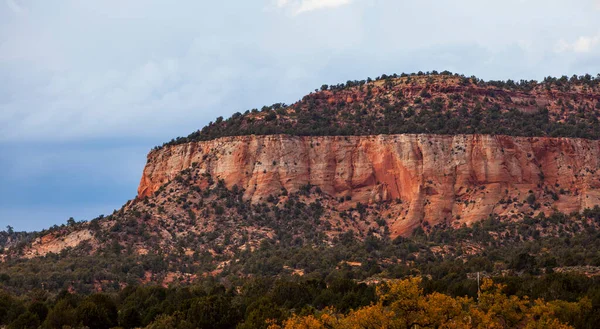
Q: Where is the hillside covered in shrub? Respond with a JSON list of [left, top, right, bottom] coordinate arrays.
[[160, 72, 600, 149]]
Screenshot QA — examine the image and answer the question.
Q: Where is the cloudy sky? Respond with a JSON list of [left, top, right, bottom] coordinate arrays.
[[1, 0, 599, 231]]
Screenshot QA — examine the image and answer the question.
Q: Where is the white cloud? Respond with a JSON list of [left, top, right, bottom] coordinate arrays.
[[0, 54, 232, 142], [275, 0, 290, 7], [574, 36, 599, 52], [554, 39, 571, 53], [555, 33, 600, 53], [5, 0, 24, 14], [3, 0, 600, 144], [272, 0, 352, 15], [296, 0, 351, 14]]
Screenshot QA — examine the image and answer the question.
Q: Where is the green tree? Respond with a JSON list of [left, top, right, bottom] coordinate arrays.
[[27, 302, 48, 323], [7, 312, 39, 329], [187, 295, 240, 329], [75, 294, 117, 329], [239, 299, 283, 329], [0, 292, 23, 325], [67, 217, 76, 226], [44, 299, 77, 329], [119, 305, 141, 329]]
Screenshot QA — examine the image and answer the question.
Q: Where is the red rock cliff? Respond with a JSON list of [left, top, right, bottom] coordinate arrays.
[[138, 134, 600, 236]]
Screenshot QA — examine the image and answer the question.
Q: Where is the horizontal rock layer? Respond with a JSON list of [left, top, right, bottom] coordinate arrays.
[[138, 134, 600, 236]]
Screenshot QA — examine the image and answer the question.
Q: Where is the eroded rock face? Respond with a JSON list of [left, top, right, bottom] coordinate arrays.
[[138, 134, 600, 236], [22, 229, 94, 259]]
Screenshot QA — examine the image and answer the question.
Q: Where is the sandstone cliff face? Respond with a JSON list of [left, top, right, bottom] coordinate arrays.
[[138, 135, 600, 236]]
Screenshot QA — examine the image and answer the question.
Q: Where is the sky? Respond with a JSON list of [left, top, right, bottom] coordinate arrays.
[[1, 0, 600, 231]]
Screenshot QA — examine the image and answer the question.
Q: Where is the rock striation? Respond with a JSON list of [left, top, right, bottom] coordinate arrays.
[[138, 134, 600, 236]]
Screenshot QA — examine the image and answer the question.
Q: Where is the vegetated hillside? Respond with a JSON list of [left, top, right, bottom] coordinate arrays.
[[3, 172, 600, 328], [3, 72, 600, 328], [0, 228, 35, 253], [160, 72, 600, 148], [4, 165, 600, 293]]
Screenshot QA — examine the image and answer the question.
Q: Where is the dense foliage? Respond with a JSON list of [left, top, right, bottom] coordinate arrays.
[[158, 71, 600, 149], [274, 277, 584, 329], [6, 167, 600, 295], [2, 271, 600, 328], [0, 275, 375, 329], [3, 205, 600, 328]]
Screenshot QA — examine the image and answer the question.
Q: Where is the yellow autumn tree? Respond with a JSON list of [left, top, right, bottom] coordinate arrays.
[[270, 277, 576, 329], [470, 279, 572, 329]]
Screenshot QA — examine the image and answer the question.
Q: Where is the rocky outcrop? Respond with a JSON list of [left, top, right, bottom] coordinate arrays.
[[22, 229, 94, 259], [138, 134, 600, 236]]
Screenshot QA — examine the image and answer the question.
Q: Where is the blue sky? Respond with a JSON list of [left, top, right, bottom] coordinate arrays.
[[1, 0, 599, 231]]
